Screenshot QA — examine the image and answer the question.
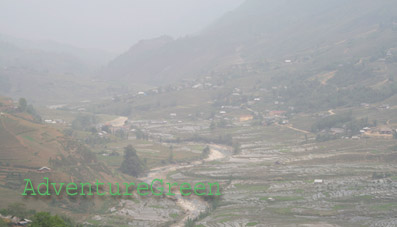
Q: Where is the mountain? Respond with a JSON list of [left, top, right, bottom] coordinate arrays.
[[0, 36, 118, 105], [102, 0, 397, 87], [0, 33, 115, 70]]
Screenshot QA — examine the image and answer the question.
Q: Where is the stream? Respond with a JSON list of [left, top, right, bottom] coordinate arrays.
[[138, 144, 230, 227]]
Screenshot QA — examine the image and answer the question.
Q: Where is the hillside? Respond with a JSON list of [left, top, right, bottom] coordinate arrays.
[[102, 0, 397, 89], [0, 97, 124, 217]]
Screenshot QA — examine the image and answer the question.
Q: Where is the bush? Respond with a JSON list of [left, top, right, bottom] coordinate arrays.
[[31, 212, 69, 227]]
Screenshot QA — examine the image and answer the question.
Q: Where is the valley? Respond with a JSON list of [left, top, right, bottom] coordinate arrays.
[[1, 0, 397, 226]]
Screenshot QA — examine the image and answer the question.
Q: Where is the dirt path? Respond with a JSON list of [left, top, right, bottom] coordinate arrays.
[[106, 116, 128, 127], [319, 71, 336, 85], [275, 122, 311, 134], [284, 124, 311, 134]]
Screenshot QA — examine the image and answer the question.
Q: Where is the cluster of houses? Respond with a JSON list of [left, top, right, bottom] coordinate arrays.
[[361, 103, 392, 110], [264, 110, 289, 126], [360, 126, 395, 137], [95, 117, 130, 138], [0, 98, 17, 113], [43, 119, 65, 124], [328, 125, 396, 139], [126, 76, 225, 99], [377, 104, 391, 110]]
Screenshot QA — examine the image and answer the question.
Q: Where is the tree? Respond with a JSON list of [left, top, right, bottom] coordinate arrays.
[[115, 129, 126, 139], [202, 146, 210, 157], [31, 212, 69, 227], [26, 104, 42, 122], [135, 128, 146, 140], [233, 142, 241, 155], [72, 115, 97, 131], [210, 121, 216, 131], [90, 127, 98, 135], [101, 125, 111, 133], [120, 145, 144, 177], [168, 149, 174, 163], [18, 98, 27, 112]]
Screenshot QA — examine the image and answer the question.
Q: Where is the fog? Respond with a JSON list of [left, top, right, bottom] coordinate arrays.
[[1, 1, 397, 226], [0, 0, 244, 52]]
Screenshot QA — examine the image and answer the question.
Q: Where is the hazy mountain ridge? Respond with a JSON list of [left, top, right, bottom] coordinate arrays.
[[0, 37, 118, 104], [0, 33, 115, 69], [103, 0, 397, 86]]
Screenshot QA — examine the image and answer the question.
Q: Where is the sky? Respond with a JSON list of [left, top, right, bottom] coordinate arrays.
[[0, 0, 244, 52]]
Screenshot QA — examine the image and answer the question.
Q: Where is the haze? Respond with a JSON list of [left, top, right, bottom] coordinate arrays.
[[0, 0, 244, 52]]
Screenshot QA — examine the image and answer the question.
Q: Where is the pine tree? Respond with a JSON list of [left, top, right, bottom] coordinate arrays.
[[120, 145, 144, 177]]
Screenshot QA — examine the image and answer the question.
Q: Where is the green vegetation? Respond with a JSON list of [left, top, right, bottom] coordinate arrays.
[[2, 1, 397, 226], [71, 114, 97, 131], [311, 112, 352, 132], [202, 145, 210, 157], [0, 204, 79, 226], [120, 145, 144, 177], [0, 203, 36, 219], [18, 98, 27, 112], [31, 212, 73, 227]]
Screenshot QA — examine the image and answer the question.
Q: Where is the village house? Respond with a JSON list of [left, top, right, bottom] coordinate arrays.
[[360, 103, 370, 108], [280, 120, 289, 125], [269, 110, 286, 117], [192, 84, 202, 89], [314, 179, 324, 184], [378, 104, 390, 110], [44, 119, 56, 124], [330, 128, 345, 135], [239, 115, 254, 122], [38, 166, 51, 173], [379, 126, 393, 135], [363, 127, 371, 132], [17, 218, 32, 226]]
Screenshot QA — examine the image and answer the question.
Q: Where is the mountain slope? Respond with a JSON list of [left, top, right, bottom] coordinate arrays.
[[0, 97, 124, 215], [102, 0, 397, 86]]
